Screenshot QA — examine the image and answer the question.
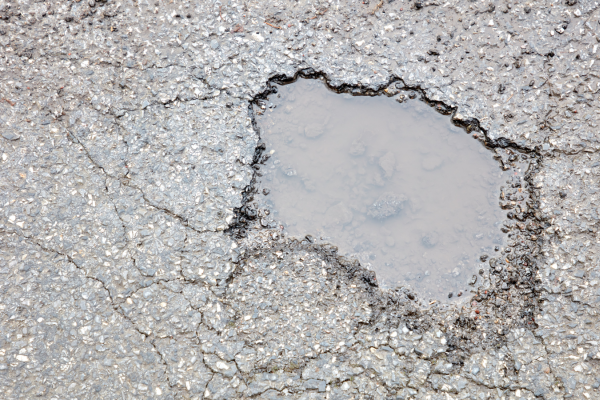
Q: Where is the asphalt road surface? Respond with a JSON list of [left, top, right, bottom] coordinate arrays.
[[1, 0, 599, 398]]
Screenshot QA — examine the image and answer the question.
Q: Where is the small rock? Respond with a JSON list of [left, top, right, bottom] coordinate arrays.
[[1, 132, 20, 141], [305, 379, 326, 392], [421, 232, 439, 248], [304, 124, 324, 138], [367, 193, 407, 220], [251, 31, 265, 42], [378, 151, 396, 177], [349, 139, 366, 156], [433, 359, 453, 374]]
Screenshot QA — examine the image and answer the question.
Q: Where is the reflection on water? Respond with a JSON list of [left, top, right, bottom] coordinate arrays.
[[255, 78, 509, 301]]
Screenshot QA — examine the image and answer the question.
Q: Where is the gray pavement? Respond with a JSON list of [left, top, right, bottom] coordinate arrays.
[[1, 0, 599, 398]]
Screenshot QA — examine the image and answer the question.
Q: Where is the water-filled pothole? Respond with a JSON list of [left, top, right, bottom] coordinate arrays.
[[251, 78, 524, 301]]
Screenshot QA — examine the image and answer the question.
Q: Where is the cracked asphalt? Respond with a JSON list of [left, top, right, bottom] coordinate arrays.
[[1, 0, 600, 398]]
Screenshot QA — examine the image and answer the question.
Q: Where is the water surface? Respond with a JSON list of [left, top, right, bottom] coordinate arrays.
[[255, 78, 507, 301]]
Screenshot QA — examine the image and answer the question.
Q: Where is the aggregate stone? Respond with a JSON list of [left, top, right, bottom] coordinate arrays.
[[408, 359, 431, 388], [428, 374, 468, 394], [154, 336, 213, 396], [203, 353, 237, 378], [244, 371, 299, 396], [204, 372, 247, 400], [0, 126, 145, 300], [179, 230, 237, 291], [2, 0, 600, 398], [0, 235, 174, 399], [118, 282, 203, 338]]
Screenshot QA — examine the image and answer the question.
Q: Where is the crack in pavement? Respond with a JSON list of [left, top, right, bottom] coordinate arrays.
[[0, 230, 182, 395], [65, 129, 218, 236]]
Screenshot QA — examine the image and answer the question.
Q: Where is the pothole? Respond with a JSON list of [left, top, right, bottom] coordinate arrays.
[[236, 74, 537, 303]]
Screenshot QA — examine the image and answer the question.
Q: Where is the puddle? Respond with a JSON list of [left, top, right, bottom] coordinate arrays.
[[253, 78, 516, 301]]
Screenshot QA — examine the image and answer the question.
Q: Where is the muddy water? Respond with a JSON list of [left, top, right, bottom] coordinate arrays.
[[255, 78, 508, 301]]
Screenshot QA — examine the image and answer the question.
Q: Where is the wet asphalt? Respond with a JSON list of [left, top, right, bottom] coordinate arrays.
[[0, 0, 599, 398]]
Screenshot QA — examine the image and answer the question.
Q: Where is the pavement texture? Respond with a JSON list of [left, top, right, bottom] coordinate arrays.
[[1, 0, 600, 398]]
